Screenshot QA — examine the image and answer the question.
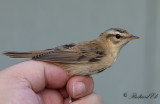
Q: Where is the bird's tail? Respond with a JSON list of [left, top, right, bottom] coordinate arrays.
[[3, 51, 35, 58]]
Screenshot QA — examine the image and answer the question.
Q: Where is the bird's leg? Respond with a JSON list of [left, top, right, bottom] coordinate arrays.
[[69, 96, 72, 103]]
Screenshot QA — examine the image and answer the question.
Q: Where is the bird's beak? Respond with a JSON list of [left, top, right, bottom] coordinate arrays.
[[127, 35, 140, 40]]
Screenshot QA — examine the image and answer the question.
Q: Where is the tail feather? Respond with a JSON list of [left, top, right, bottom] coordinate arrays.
[[3, 52, 34, 58]]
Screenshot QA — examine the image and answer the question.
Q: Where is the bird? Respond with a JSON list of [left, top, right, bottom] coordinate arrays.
[[3, 28, 139, 76]]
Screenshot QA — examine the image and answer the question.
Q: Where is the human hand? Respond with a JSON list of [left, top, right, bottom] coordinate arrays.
[[0, 60, 104, 104]]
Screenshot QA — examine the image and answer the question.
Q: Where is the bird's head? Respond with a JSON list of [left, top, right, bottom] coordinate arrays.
[[98, 28, 139, 50]]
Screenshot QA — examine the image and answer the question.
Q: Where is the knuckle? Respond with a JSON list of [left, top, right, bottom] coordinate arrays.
[[91, 93, 104, 104]]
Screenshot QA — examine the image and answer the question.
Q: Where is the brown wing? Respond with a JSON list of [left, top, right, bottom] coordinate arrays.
[[32, 42, 106, 64]]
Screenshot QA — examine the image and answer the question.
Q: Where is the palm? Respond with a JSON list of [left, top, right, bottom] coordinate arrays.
[[11, 88, 65, 104]]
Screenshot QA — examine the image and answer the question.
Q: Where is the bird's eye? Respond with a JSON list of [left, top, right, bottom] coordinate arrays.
[[115, 34, 121, 39]]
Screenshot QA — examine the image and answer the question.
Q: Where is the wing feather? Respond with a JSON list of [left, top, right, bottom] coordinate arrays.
[[32, 42, 106, 64]]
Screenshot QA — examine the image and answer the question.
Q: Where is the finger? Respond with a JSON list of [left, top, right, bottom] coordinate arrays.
[[66, 76, 94, 98], [39, 89, 64, 104], [4, 60, 69, 92], [64, 93, 104, 104], [59, 87, 69, 98]]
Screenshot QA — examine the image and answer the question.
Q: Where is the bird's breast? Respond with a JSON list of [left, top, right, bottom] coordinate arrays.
[[62, 61, 108, 76]]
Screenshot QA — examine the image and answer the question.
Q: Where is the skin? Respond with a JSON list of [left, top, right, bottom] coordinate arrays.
[[0, 60, 104, 104]]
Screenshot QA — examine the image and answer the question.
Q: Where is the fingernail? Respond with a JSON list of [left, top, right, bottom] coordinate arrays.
[[73, 82, 86, 97]]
